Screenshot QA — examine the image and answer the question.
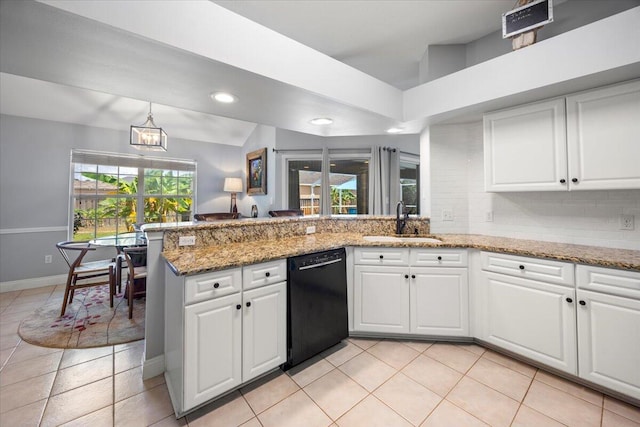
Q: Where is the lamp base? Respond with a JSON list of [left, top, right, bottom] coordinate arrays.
[[230, 193, 237, 213]]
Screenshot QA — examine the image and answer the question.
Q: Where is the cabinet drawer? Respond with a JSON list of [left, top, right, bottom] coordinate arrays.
[[242, 259, 287, 291], [481, 252, 574, 286], [577, 265, 640, 300], [185, 268, 242, 305], [353, 247, 409, 266], [410, 249, 468, 267]]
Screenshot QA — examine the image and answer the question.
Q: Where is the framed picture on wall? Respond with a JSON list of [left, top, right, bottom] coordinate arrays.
[[246, 148, 267, 195]]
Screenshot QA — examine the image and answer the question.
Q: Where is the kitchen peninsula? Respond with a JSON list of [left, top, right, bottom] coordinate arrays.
[[142, 216, 640, 415]]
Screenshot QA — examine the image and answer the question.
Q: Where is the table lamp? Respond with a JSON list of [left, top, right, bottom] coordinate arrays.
[[223, 177, 243, 213]]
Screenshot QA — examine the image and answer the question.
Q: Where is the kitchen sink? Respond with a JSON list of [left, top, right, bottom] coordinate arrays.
[[362, 235, 442, 244]]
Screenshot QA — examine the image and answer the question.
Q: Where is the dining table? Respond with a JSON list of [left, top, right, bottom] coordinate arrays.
[[89, 232, 148, 293]]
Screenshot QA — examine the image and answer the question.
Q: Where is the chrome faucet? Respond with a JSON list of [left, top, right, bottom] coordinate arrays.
[[396, 201, 408, 235]]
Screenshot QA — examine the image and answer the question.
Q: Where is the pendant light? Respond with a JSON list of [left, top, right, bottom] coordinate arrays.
[[130, 102, 167, 151]]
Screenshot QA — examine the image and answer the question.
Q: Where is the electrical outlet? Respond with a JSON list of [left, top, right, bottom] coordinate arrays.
[[306, 226, 316, 234], [620, 214, 635, 230], [485, 211, 494, 222], [179, 235, 196, 246], [442, 209, 454, 221], [44, 255, 52, 264]]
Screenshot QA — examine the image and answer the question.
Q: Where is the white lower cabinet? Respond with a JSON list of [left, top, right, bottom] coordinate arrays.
[[354, 265, 410, 333], [411, 267, 469, 336], [576, 266, 640, 400], [479, 270, 577, 374], [242, 282, 287, 382], [352, 248, 468, 337], [184, 293, 242, 410], [165, 261, 287, 416]]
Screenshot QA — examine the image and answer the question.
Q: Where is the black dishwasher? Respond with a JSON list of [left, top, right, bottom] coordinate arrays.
[[285, 248, 348, 369]]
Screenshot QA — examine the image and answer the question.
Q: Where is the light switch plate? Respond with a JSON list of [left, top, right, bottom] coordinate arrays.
[[619, 214, 634, 230], [442, 209, 454, 221], [306, 226, 316, 234]]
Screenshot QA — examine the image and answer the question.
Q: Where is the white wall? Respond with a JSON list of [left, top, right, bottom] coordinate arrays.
[[430, 122, 640, 250], [239, 125, 277, 217], [0, 114, 243, 284]]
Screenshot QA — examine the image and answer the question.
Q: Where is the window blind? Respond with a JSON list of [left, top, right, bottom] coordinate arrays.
[[71, 149, 196, 171]]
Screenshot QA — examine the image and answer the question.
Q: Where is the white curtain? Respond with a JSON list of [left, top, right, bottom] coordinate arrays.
[[371, 146, 399, 215]]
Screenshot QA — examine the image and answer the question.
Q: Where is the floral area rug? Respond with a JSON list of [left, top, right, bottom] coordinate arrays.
[[18, 284, 145, 349]]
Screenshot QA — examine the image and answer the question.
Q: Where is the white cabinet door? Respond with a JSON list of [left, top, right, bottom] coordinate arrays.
[[242, 282, 287, 383], [184, 293, 242, 410], [577, 289, 640, 400], [484, 98, 567, 192], [410, 267, 469, 336], [566, 80, 640, 190], [353, 266, 410, 333], [479, 271, 577, 374]]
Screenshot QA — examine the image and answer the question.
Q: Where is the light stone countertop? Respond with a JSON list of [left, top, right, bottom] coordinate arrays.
[[162, 233, 640, 276]]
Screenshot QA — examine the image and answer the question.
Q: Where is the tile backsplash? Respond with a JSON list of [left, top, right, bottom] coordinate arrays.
[[430, 122, 640, 250]]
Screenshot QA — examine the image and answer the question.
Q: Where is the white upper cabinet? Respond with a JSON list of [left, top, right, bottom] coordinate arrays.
[[484, 98, 567, 192], [566, 80, 640, 190], [484, 80, 640, 192]]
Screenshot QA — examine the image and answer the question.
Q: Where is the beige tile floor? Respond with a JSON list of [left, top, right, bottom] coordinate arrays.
[[2, 285, 640, 426]]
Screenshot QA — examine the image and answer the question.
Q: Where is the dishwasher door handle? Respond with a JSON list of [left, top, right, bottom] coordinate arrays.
[[298, 258, 343, 271]]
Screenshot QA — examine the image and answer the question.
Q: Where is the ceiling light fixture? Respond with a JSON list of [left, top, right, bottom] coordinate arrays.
[[310, 117, 333, 125], [130, 102, 167, 151], [211, 92, 237, 103], [386, 127, 404, 134]]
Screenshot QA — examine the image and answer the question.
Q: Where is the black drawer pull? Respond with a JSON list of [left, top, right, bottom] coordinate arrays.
[[572, 178, 578, 183], [404, 274, 409, 279], [379, 255, 384, 259], [236, 304, 241, 310], [265, 272, 271, 277], [411, 275, 416, 279], [246, 301, 251, 307], [579, 300, 586, 306], [566, 297, 573, 303], [213, 282, 220, 289], [437, 256, 442, 261], [519, 265, 525, 270], [560, 179, 566, 184]]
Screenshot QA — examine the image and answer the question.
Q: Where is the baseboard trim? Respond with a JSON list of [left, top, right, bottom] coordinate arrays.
[[142, 354, 165, 380], [0, 274, 67, 293]]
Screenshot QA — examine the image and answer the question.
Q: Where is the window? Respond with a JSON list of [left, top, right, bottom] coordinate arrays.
[[400, 155, 420, 215], [71, 150, 196, 240], [329, 158, 369, 215], [283, 150, 371, 216]]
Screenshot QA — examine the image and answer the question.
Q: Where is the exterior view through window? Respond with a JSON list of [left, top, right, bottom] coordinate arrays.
[[287, 158, 370, 215], [71, 151, 195, 241], [400, 160, 419, 214]]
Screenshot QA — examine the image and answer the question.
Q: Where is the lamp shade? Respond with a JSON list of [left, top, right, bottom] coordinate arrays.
[[223, 177, 243, 193]]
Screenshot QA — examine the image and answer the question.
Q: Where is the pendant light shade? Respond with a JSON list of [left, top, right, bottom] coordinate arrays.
[[130, 102, 167, 151]]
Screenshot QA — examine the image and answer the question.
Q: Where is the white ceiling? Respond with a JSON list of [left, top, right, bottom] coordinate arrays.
[[0, 0, 602, 145], [213, 0, 517, 90]]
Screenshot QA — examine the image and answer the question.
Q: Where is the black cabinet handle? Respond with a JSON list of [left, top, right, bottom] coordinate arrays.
[[560, 179, 566, 184], [519, 265, 525, 270], [572, 178, 578, 183], [437, 256, 442, 261], [566, 297, 573, 303], [213, 282, 220, 289], [265, 272, 270, 277], [579, 300, 586, 306], [379, 255, 384, 259], [236, 304, 241, 310], [404, 274, 409, 279], [411, 275, 416, 279], [246, 301, 251, 307]]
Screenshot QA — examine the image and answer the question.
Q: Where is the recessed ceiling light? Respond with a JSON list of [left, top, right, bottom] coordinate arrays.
[[211, 92, 237, 103], [387, 127, 404, 134], [310, 117, 333, 125]]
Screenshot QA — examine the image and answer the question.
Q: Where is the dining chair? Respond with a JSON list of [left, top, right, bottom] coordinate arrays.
[[122, 246, 148, 319], [56, 241, 116, 317]]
